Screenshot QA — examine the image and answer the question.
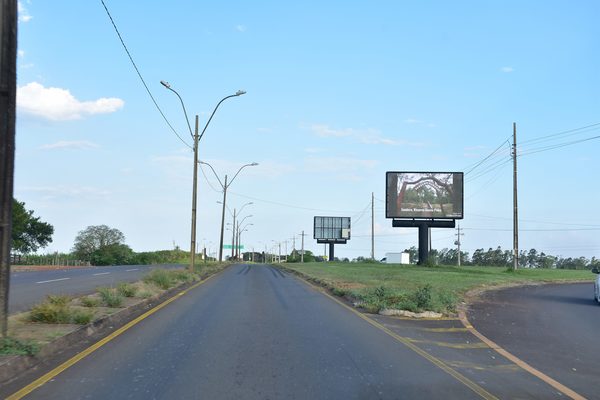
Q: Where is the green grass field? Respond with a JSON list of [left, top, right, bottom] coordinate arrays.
[[279, 262, 593, 314]]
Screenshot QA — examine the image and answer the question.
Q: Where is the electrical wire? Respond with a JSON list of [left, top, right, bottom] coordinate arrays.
[[99, 0, 192, 149], [520, 122, 600, 146], [519, 134, 600, 157], [198, 164, 221, 193], [463, 138, 511, 176]]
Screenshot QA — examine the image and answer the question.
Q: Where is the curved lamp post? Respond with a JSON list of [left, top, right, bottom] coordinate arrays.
[[200, 161, 258, 261], [160, 81, 245, 271]]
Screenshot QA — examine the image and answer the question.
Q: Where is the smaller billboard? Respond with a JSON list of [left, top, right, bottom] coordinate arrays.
[[314, 216, 351, 243], [386, 172, 464, 219]]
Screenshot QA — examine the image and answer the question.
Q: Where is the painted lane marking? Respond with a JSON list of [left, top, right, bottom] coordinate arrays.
[[7, 268, 227, 400], [35, 278, 70, 284], [125, 268, 139, 272], [92, 272, 110, 276], [458, 309, 586, 400], [293, 275, 499, 400]]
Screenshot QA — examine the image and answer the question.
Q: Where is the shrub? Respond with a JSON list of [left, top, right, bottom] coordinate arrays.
[[46, 295, 71, 307], [117, 282, 137, 298], [29, 302, 72, 324], [72, 309, 94, 325], [0, 337, 39, 356], [97, 287, 124, 307], [143, 269, 174, 290], [411, 284, 433, 309], [80, 296, 100, 308]]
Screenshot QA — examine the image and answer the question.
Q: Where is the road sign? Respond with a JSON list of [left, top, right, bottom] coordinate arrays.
[[223, 244, 244, 250]]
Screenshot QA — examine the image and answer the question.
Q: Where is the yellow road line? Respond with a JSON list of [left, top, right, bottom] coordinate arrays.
[[458, 309, 586, 400], [406, 338, 489, 349], [7, 272, 222, 400], [296, 279, 499, 400]]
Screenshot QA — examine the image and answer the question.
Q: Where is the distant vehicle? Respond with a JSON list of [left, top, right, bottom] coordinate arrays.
[[593, 267, 600, 303], [384, 252, 410, 264]]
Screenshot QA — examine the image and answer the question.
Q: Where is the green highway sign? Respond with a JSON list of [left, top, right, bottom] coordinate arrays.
[[223, 245, 244, 250]]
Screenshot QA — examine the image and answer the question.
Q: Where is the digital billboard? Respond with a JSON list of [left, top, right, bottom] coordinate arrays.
[[386, 172, 463, 219], [314, 216, 351, 243]]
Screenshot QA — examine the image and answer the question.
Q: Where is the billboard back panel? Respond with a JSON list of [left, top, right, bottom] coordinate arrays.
[[314, 216, 351, 241], [386, 172, 463, 219]]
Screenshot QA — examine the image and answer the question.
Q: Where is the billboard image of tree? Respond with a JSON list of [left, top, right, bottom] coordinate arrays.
[[386, 172, 463, 219]]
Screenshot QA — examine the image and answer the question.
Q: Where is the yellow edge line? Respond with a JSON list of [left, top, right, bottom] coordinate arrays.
[[7, 271, 222, 400], [458, 309, 586, 400], [295, 276, 499, 400]]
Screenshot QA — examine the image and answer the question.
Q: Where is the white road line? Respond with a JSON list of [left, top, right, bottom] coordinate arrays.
[[125, 268, 139, 272], [36, 277, 70, 284], [93, 272, 110, 276]]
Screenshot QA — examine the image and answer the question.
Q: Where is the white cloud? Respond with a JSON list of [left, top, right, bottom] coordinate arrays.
[[309, 124, 425, 146], [17, 82, 124, 121], [236, 25, 247, 32], [304, 156, 378, 173], [39, 140, 100, 150], [304, 147, 325, 154], [18, 50, 25, 58], [403, 118, 421, 124], [501, 66, 514, 73], [18, 1, 32, 22]]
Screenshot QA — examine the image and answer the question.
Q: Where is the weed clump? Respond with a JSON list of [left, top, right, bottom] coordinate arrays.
[[29, 295, 94, 325], [97, 287, 124, 308], [117, 282, 137, 298], [80, 296, 100, 308], [143, 269, 197, 290], [0, 337, 39, 356]]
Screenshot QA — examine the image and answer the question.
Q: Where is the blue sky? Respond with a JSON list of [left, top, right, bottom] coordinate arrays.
[[14, 1, 600, 260]]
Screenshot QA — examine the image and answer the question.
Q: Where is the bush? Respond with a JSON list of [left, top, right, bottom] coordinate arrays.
[[143, 269, 174, 289], [46, 295, 71, 307], [72, 309, 94, 325], [411, 284, 433, 309], [0, 337, 39, 356], [80, 296, 100, 308], [29, 302, 72, 324], [117, 282, 137, 297], [97, 287, 124, 307]]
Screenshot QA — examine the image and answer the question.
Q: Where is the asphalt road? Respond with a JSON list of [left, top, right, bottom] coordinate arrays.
[[3, 265, 578, 399], [468, 282, 600, 400], [9, 264, 184, 313]]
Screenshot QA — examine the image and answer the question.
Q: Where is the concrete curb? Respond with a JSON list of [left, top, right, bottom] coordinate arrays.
[[0, 266, 228, 385]]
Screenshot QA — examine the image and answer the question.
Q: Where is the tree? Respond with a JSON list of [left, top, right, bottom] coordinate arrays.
[[11, 199, 54, 254], [73, 225, 131, 265]]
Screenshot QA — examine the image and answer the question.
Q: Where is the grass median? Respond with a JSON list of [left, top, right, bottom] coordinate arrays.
[[278, 262, 593, 315], [1, 262, 229, 357]]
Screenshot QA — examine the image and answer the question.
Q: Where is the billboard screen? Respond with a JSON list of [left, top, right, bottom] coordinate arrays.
[[314, 216, 351, 242], [386, 172, 463, 219]]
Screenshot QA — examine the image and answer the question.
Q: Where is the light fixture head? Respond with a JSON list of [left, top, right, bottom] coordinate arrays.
[[235, 90, 246, 96], [250, 162, 259, 166], [160, 80, 171, 89]]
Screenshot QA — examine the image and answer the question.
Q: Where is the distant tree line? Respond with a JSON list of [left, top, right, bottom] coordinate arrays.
[[403, 246, 600, 270]]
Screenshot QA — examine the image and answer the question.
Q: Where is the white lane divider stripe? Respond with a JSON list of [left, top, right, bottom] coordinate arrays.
[[93, 272, 110, 276], [125, 268, 139, 272], [36, 277, 70, 284]]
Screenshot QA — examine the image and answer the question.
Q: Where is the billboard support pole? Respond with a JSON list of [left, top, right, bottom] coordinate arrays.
[[329, 243, 334, 262], [418, 223, 429, 265]]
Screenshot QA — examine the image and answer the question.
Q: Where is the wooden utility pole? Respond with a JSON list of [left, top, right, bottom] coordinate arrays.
[[371, 192, 375, 260], [455, 224, 464, 267], [300, 231, 305, 263], [0, 0, 17, 338], [512, 122, 519, 270]]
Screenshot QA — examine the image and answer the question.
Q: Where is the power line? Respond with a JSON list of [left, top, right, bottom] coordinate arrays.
[[463, 138, 511, 176], [520, 121, 600, 146], [99, 0, 192, 149], [198, 163, 221, 193], [228, 191, 362, 213], [519, 134, 600, 157]]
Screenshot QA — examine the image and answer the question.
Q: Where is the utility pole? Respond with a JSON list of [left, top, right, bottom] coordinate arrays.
[[218, 175, 228, 262], [231, 208, 236, 260], [278, 242, 281, 263], [0, 0, 17, 338], [300, 231, 305, 263], [455, 224, 464, 266], [371, 192, 375, 260], [189, 115, 199, 273], [512, 122, 519, 271]]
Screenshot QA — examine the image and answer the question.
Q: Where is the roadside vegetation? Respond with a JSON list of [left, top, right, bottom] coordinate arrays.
[[279, 262, 593, 314], [1, 263, 229, 356]]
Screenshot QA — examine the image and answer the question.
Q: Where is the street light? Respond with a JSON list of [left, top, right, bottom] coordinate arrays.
[[236, 217, 253, 259], [201, 161, 258, 262], [238, 224, 253, 261], [160, 81, 245, 272]]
